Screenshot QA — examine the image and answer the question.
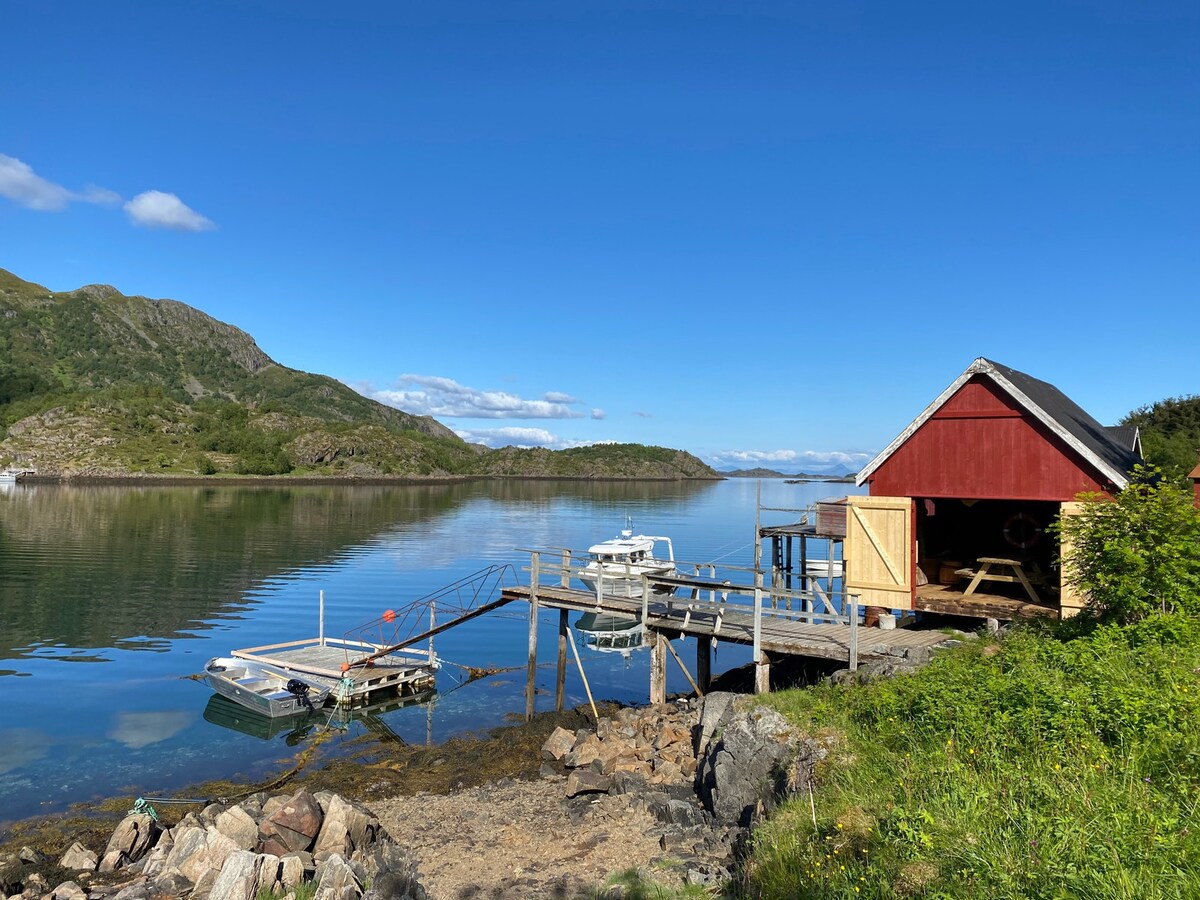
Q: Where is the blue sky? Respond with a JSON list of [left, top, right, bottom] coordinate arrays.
[[2, 1, 1197, 473]]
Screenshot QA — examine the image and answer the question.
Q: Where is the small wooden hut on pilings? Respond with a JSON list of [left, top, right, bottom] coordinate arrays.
[[754, 493, 846, 616]]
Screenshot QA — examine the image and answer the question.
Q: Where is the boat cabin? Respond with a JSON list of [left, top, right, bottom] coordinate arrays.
[[586, 535, 673, 564], [847, 358, 1141, 620]]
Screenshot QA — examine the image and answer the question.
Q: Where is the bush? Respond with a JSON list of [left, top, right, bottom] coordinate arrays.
[[1055, 466, 1200, 622]]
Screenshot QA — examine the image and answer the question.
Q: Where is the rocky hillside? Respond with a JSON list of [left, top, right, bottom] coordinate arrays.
[[0, 269, 716, 479], [475, 444, 717, 479]]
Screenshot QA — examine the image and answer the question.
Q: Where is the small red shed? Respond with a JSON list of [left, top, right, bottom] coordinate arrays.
[[1190, 457, 1200, 510], [845, 358, 1142, 619]]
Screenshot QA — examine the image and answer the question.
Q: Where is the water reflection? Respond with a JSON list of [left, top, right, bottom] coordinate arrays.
[[108, 710, 194, 749], [0, 477, 862, 825]]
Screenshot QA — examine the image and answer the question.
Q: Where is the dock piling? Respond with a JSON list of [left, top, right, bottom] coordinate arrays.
[[526, 552, 541, 720], [649, 630, 667, 705]]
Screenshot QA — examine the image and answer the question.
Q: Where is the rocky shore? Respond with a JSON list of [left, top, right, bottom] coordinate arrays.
[[0, 691, 849, 900]]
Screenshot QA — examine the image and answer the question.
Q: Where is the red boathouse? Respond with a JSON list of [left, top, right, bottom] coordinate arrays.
[[844, 358, 1142, 620]]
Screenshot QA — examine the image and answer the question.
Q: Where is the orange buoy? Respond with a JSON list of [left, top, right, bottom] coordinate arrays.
[[340, 662, 351, 673], [383, 609, 396, 622]]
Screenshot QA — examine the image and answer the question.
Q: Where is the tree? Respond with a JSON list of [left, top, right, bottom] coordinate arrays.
[[1056, 466, 1200, 622], [1121, 395, 1200, 486]]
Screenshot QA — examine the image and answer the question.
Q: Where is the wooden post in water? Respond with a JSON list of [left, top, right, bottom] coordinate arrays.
[[650, 630, 667, 705], [526, 552, 541, 720], [319, 590, 325, 647], [556, 609, 568, 711], [556, 548, 571, 712], [754, 481, 762, 571], [428, 597, 436, 663], [754, 570, 770, 694], [696, 636, 711, 692]]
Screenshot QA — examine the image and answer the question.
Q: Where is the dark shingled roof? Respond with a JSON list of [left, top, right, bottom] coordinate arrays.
[[984, 359, 1142, 479], [1104, 425, 1140, 453]]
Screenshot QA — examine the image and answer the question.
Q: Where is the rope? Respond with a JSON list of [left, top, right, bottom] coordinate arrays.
[[129, 797, 159, 820], [702, 539, 757, 565]]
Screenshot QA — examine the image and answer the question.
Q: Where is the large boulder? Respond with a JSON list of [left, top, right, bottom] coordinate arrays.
[[163, 824, 240, 886], [541, 726, 576, 761], [312, 794, 379, 860], [313, 852, 362, 900], [47, 881, 87, 900], [696, 702, 799, 827], [207, 849, 261, 900], [356, 842, 425, 900], [0, 852, 24, 896], [215, 805, 260, 850], [59, 841, 98, 871], [99, 812, 160, 872], [259, 789, 324, 856]]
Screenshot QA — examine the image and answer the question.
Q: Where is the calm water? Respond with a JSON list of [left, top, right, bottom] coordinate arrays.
[[0, 478, 862, 825]]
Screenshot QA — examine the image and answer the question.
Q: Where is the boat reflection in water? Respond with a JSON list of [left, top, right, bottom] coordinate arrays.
[[203, 694, 323, 744], [575, 611, 647, 662], [203, 688, 437, 746]]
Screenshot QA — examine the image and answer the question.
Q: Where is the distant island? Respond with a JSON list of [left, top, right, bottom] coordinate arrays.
[[0, 269, 717, 481]]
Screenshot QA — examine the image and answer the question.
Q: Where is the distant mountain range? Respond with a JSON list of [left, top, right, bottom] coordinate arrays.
[[718, 463, 859, 479], [0, 268, 716, 480]]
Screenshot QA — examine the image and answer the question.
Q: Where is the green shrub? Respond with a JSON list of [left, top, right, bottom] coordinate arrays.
[[1055, 466, 1200, 622]]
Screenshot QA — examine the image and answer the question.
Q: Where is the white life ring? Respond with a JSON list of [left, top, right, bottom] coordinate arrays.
[[1003, 512, 1043, 551]]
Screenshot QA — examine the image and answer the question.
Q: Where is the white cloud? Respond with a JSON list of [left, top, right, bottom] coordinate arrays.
[[708, 449, 875, 467], [370, 374, 586, 419], [0, 154, 115, 211], [0, 154, 213, 232], [456, 426, 561, 448], [454, 426, 606, 450], [80, 185, 122, 206], [124, 190, 216, 231], [590, 408, 606, 420]]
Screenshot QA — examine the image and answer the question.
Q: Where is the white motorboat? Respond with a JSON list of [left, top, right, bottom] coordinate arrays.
[[204, 657, 332, 718], [0, 469, 32, 484], [800, 558, 844, 579], [577, 523, 676, 599]]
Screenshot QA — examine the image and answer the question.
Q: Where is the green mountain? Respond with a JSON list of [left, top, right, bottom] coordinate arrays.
[[0, 269, 716, 479]]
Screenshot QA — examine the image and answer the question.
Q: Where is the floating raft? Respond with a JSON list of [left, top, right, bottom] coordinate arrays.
[[232, 636, 438, 708]]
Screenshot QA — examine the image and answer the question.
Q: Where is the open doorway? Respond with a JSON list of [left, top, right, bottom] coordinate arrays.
[[914, 498, 1060, 617]]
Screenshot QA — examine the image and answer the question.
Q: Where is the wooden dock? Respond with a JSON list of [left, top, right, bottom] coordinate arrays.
[[500, 548, 954, 716], [501, 584, 947, 664], [232, 636, 438, 708]]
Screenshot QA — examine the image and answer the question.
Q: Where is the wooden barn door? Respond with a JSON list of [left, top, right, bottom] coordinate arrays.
[[1057, 501, 1086, 618], [844, 496, 915, 610]]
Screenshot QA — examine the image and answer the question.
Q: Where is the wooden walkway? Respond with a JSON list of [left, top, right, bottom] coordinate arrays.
[[501, 584, 950, 665]]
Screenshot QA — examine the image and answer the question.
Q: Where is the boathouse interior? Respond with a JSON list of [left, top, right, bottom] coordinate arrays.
[[913, 496, 1060, 616]]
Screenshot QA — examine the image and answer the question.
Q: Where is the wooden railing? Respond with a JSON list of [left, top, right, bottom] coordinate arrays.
[[521, 548, 862, 673]]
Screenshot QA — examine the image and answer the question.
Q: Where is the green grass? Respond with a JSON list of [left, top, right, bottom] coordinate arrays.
[[589, 868, 720, 898], [744, 617, 1200, 899]]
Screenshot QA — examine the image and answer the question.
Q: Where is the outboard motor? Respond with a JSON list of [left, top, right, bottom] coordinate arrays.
[[286, 678, 316, 712]]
